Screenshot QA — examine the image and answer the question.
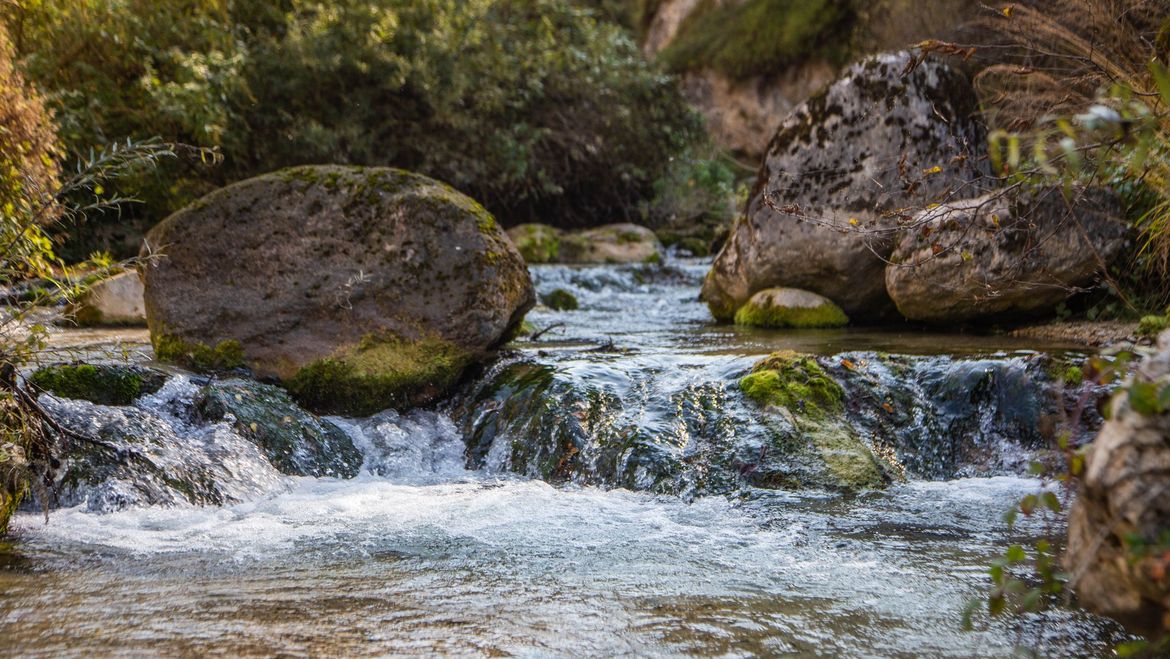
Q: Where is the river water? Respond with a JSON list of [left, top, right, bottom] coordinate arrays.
[[1, 260, 1127, 656]]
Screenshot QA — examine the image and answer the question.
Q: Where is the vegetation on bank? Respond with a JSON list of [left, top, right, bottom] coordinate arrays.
[[1, 0, 704, 257]]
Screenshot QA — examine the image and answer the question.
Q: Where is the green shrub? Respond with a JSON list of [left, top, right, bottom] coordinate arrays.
[[6, 0, 702, 255]]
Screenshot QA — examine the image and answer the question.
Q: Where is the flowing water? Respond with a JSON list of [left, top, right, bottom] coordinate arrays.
[[1, 260, 1128, 656]]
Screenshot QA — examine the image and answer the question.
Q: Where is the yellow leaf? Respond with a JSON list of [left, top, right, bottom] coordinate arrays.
[[961, 251, 973, 261], [922, 165, 943, 175], [848, 218, 859, 226], [1002, 5, 1013, 17], [94, 185, 104, 196]]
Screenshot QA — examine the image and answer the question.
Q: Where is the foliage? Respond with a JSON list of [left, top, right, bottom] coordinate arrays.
[[659, 0, 856, 80], [962, 0, 1170, 313], [542, 289, 580, 311], [2, 0, 238, 233], [641, 149, 742, 254], [4, 0, 702, 248]]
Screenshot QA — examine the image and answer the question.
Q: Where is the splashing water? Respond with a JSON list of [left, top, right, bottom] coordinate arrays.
[[0, 259, 1126, 656]]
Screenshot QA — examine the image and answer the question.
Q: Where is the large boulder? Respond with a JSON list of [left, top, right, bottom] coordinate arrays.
[[142, 165, 534, 416], [1067, 332, 1170, 638], [885, 187, 1126, 323], [702, 51, 989, 321]]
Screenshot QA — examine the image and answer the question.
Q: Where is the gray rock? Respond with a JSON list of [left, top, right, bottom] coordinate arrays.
[[1067, 330, 1170, 637], [559, 223, 662, 264], [885, 187, 1126, 323], [142, 165, 534, 415], [71, 271, 147, 327], [702, 52, 989, 321]]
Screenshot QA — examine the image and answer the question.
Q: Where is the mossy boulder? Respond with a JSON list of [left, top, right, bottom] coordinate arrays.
[[196, 379, 363, 478], [541, 289, 579, 311], [28, 363, 168, 406], [142, 165, 534, 415], [702, 52, 989, 322], [740, 351, 891, 490], [734, 287, 848, 328], [558, 223, 663, 264], [507, 223, 562, 263]]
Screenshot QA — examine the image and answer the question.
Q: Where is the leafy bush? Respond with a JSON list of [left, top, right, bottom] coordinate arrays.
[[659, 0, 856, 80], [4, 0, 702, 250], [235, 0, 701, 228]]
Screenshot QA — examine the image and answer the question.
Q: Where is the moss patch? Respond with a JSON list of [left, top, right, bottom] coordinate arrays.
[[153, 333, 245, 372], [542, 289, 579, 311], [660, 0, 856, 80], [740, 351, 843, 418], [286, 335, 473, 416], [734, 297, 849, 329], [509, 223, 562, 263], [809, 424, 887, 490], [28, 364, 167, 406]]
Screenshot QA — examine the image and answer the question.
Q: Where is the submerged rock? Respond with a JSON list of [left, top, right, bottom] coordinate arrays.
[[541, 289, 579, 311], [142, 165, 534, 416], [559, 223, 663, 264], [28, 363, 168, 406], [195, 379, 362, 478], [885, 187, 1126, 323], [69, 271, 147, 327], [1067, 332, 1170, 638], [734, 288, 848, 329], [740, 351, 894, 491], [702, 51, 989, 322], [39, 377, 289, 512]]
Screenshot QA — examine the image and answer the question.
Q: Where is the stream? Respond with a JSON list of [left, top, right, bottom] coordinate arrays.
[[0, 259, 1130, 656]]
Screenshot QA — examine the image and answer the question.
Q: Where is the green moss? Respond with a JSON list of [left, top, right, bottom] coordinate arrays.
[[660, 0, 856, 80], [286, 334, 472, 416], [542, 288, 579, 311], [734, 296, 849, 329], [510, 224, 562, 263], [1063, 365, 1085, 386], [1138, 314, 1169, 338], [153, 333, 245, 372], [28, 364, 167, 406], [739, 350, 843, 418], [642, 251, 662, 265]]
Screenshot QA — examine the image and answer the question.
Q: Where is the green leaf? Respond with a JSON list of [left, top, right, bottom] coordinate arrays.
[[1128, 381, 1163, 416], [1006, 544, 1027, 563], [1151, 61, 1170, 106], [1042, 491, 1061, 513]]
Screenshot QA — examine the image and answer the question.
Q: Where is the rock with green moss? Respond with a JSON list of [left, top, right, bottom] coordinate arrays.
[[142, 165, 534, 414], [507, 223, 562, 263], [734, 287, 848, 328], [28, 363, 168, 406], [541, 289, 579, 311], [701, 52, 989, 322], [558, 223, 663, 264], [196, 379, 362, 478], [740, 350, 892, 490]]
